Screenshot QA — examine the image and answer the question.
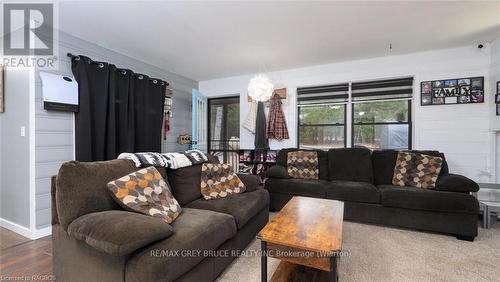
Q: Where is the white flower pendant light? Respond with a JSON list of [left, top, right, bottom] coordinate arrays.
[[248, 74, 274, 102]]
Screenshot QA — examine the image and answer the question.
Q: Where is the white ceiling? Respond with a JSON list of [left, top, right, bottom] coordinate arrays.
[[58, 1, 500, 81]]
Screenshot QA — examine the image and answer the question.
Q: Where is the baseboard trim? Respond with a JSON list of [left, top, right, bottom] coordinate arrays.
[[0, 218, 32, 239], [0, 218, 52, 240], [31, 226, 52, 239]]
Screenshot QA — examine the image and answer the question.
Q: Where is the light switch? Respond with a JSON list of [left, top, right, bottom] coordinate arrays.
[[20, 126, 26, 137]]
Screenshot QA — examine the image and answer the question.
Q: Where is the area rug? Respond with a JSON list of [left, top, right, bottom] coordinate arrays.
[[217, 221, 500, 282]]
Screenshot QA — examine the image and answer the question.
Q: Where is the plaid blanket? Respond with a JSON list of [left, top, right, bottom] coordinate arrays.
[[118, 149, 208, 169]]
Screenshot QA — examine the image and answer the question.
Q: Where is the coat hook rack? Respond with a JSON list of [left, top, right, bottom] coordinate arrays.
[[247, 88, 287, 102]]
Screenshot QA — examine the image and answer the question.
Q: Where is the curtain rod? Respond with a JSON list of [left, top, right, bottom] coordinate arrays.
[[67, 53, 170, 87]]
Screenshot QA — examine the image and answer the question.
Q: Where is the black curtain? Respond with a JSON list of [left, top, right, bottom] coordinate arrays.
[[72, 55, 166, 161]]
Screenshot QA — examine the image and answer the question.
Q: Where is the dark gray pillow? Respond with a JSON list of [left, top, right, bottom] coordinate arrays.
[[167, 164, 203, 205], [236, 173, 263, 192], [68, 210, 173, 256], [328, 148, 373, 182]]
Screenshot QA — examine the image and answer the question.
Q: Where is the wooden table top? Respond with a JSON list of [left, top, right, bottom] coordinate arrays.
[[258, 196, 344, 254]]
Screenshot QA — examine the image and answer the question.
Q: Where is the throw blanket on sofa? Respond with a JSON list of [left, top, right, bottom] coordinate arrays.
[[118, 149, 208, 169]]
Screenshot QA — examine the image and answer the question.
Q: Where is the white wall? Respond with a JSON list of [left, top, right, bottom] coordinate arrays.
[[200, 45, 494, 183], [0, 68, 33, 230], [490, 38, 500, 182]]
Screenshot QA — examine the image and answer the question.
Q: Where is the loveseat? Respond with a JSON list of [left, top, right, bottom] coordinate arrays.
[[51, 159, 269, 282], [265, 148, 479, 241]]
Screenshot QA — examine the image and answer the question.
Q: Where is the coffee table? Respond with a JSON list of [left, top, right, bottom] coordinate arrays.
[[258, 196, 344, 282]]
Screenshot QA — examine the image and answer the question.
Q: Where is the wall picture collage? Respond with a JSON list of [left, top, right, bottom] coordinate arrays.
[[496, 81, 500, 115], [421, 76, 484, 106]]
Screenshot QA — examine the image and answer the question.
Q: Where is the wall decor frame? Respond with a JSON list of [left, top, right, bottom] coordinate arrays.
[[496, 81, 500, 116], [421, 76, 484, 106], [0, 65, 4, 113]]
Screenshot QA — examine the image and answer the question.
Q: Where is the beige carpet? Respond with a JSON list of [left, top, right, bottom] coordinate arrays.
[[217, 221, 500, 282]]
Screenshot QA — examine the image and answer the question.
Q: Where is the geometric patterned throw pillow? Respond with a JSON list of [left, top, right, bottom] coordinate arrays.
[[392, 151, 443, 189], [287, 151, 319, 180], [107, 166, 181, 223], [200, 163, 246, 200]]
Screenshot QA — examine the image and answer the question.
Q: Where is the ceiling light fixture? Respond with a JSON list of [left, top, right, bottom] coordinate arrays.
[[248, 74, 274, 102]]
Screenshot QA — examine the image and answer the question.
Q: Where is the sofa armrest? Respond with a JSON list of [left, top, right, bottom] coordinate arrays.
[[264, 165, 290, 179], [237, 173, 263, 192], [436, 174, 479, 193], [68, 210, 173, 256]]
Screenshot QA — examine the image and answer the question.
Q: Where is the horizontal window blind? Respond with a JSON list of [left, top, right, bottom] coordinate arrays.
[[352, 77, 413, 102], [297, 83, 349, 105]]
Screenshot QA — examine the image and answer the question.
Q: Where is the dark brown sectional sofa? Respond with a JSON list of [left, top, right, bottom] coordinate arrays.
[[51, 159, 269, 282], [265, 148, 480, 241]]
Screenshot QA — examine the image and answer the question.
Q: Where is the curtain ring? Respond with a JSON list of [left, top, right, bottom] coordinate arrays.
[[138, 75, 143, 80], [153, 79, 158, 84], [98, 63, 104, 68], [161, 82, 165, 86], [121, 70, 127, 75], [74, 56, 80, 61]]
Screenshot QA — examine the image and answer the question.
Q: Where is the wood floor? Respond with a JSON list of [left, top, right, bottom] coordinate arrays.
[[0, 227, 54, 280]]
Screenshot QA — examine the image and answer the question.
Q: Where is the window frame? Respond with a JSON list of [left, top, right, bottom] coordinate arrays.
[[297, 103, 347, 149], [207, 96, 240, 156], [351, 99, 412, 150]]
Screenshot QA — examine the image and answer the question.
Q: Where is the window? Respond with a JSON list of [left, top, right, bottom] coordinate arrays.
[[208, 97, 240, 169], [351, 77, 413, 150], [353, 100, 411, 149], [297, 83, 348, 149], [297, 77, 413, 150], [299, 105, 346, 149]]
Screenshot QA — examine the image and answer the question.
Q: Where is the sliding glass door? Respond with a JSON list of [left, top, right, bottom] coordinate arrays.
[[208, 97, 240, 169]]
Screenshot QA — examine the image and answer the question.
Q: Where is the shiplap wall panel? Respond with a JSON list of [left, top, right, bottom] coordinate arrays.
[[34, 31, 197, 229]]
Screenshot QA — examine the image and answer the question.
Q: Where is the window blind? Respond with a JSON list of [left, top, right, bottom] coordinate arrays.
[[297, 83, 349, 105], [351, 77, 413, 101]]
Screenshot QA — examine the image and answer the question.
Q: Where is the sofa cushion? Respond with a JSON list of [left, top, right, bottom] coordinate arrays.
[[378, 185, 478, 214], [326, 181, 380, 204], [264, 165, 290, 179], [200, 163, 246, 200], [107, 166, 181, 223], [68, 210, 173, 256], [392, 152, 443, 189], [265, 178, 327, 198], [167, 164, 203, 206], [435, 174, 479, 193], [372, 150, 399, 185], [287, 151, 319, 179], [372, 150, 449, 185], [277, 148, 329, 180], [125, 208, 236, 282], [186, 189, 269, 229], [236, 173, 263, 192], [328, 148, 373, 182], [56, 159, 138, 230]]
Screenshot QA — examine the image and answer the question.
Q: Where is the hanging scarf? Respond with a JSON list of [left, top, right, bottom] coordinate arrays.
[[243, 101, 258, 133], [267, 95, 289, 140], [254, 102, 269, 149]]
